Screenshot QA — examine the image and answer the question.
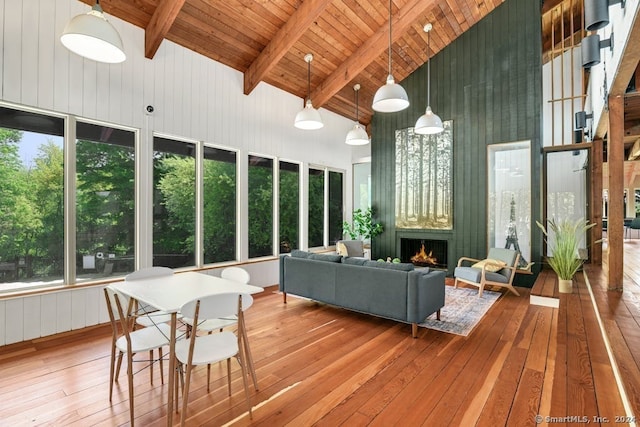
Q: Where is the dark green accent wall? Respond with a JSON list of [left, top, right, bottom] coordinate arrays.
[[370, 0, 543, 286]]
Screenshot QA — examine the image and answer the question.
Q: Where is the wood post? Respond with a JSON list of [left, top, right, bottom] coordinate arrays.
[[591, 138, 603, 265], [607, 95, 624, 290]]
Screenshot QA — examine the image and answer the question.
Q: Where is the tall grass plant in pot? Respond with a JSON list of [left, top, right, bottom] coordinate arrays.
[[536, 218, 595, 293]]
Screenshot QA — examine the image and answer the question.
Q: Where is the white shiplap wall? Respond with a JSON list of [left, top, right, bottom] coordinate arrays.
[[0, 0, 363, 345]]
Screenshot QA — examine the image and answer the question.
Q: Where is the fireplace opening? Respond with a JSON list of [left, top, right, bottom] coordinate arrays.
[[400, 238, 448, 270]]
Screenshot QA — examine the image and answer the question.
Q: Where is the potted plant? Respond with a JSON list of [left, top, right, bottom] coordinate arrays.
[[342, 207, 383, 245], [536, 217, 596, 293]]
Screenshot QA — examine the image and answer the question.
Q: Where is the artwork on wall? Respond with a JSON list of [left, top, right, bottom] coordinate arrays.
[[487, 140, 532, 270], [395, 121, 453, 229]]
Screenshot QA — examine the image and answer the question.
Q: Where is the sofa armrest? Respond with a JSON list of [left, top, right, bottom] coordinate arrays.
[[406, 270, 446, 323], [279, 254, 289, 293]]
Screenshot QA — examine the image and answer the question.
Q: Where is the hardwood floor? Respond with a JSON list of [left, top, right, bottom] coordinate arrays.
[[1, 243, 640, 426]]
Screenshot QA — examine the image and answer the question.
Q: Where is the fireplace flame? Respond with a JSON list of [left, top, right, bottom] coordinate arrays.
[[411, 244, 438, 265]]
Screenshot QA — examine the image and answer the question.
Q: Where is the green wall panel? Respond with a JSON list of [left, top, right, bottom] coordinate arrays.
[[370, 0, 542, 286]]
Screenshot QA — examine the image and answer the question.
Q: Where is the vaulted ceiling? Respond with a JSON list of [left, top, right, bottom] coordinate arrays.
[[82, 0, 513, 127], [81, 0, 639, 141]]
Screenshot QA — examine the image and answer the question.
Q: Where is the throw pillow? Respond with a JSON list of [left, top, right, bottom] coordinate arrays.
[[336, 242, 348, 257], [472, 258, 506, 272]]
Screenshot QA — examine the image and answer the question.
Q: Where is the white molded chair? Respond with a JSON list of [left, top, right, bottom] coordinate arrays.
[[175, 292, 253, 426], [181, 267, 258, 389], [221, 266, 251, 283], [125, 267, 175, 327], [104, 287, 171, 427]]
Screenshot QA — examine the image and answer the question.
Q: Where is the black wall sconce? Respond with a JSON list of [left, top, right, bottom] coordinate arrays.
[[575, 111, 593, 129], [581, 33, 613, 68], [585, 0, 626, 31]]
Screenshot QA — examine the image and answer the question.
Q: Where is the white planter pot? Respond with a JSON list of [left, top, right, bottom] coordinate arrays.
[[558, 278, 573, 293]]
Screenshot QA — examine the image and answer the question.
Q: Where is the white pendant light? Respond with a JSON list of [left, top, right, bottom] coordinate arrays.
[[61, 0, 126, 64], [346, 84, 370, 145], [294, 53, 324, 130], [372, 0, 409, 113], [415, 24, 443, 135]]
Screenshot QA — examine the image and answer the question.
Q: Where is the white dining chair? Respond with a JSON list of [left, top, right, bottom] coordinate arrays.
[[220, 266, 251, 283], [125, 267, 175, 327], [175, 292, 253, 426], [180, 266, 258, 389], [104, 287, 171, 427]]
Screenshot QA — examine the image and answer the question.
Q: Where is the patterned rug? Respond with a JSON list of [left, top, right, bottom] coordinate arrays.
[[419, 286, 502, 336]]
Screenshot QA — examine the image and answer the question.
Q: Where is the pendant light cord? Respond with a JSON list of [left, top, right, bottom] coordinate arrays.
[[387, 0, 392, 75], [427, 28, 431, 106], [356, 89, 359, 121], [307, 59, 311, 103]]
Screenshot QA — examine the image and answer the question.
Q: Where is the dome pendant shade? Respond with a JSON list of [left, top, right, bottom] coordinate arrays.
[[372, 0, 410, 113], [415, 106, 444, 134], [294, 53, 323, 130], [61, 2, 126, 64], [346, 123, 370, 145], [414, 23, 443, 135], [346, 83, 369, 145], [295, 99, 324, 130], [372, 75, 410, 113]]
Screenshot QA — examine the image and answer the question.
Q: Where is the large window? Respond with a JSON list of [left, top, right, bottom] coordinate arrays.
[[279, 161, 299, 253], [308, 167, 325, 248], [76, 122, 135, 278], [248, 155, 273, 258], [203, 146, 237, 264], [0, 104, 346, 292], [153, 136, 196, 268], [0, 106, 65, 291]]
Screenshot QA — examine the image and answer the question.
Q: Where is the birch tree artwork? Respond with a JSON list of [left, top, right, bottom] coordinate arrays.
[[395, 121, 453, 229]]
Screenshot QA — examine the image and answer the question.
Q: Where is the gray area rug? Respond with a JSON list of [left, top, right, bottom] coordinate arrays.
[[420, 286, 501, 336]]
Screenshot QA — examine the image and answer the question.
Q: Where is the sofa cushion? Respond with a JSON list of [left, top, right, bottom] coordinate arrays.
[[308, 253, 343, 263], [454, 266, 508, 284], [364, 260, 415, 271], [290, 250, 311, 258], [342, 257, 368, 266]]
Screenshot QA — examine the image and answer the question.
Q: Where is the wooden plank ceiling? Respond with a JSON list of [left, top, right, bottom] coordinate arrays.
[[79, 0, 639, 139], [81, 0, 507, 126]]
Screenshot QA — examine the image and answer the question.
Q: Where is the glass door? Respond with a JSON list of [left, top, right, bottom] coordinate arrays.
[[544, 149, 590, 259]]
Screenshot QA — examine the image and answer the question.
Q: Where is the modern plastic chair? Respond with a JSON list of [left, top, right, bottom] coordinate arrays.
[[125, 267, 175, 327], [174, 292, 253, 426], [181, 266, 258, 389], [103, 286, 171, 427]]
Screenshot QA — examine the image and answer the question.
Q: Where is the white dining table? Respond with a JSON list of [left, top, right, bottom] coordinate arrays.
[[109, 271, 263, 426]]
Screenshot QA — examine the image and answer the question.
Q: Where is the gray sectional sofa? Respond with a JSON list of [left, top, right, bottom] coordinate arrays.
[[279, 250, 446, 337]]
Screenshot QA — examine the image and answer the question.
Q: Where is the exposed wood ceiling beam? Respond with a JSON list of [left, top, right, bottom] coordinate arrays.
[[595, 12, 640, 138], [629, 137, 640, 161], [243, 0, 333, 95], [145, 0, 187, 59], [310, 0, 437, 108]]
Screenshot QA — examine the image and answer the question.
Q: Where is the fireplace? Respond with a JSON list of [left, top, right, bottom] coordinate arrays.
[[400, 238, 448, 270]]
